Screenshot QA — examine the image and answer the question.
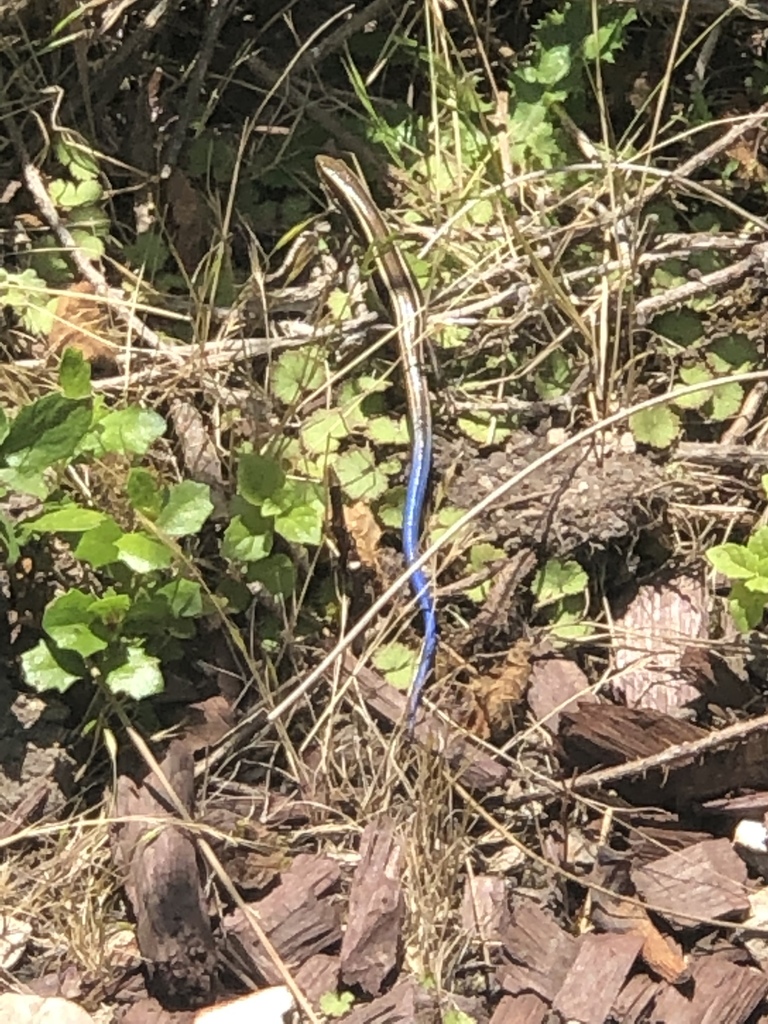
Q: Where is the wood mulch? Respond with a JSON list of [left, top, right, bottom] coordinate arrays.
[[6, 564, 768, 1024]]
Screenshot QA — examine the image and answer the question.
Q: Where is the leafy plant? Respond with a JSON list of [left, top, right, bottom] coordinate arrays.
[[532, 557, 591, 639], [319, 989, 355, 1017], [706, 476, 768, 630]]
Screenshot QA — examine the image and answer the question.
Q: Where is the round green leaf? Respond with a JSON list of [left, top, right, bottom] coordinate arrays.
[[21, 639, 84, 693], [98, 407, 166, 455], [105, 645, 164, 700], [237, 453, 285, 505]]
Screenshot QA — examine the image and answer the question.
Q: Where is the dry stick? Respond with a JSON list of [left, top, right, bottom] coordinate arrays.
[[293, 0, 395, 71], [161, 0, 238, 175], [451, 775, 768, 935], [8, 119, 185, 363], [504, 708, 768, 812], [634, 241, 768, 325], [124, 724, 320, 1024], [85, 0, 181, 115], [721, 381, 768, 444], [266, 368, 768, 726]]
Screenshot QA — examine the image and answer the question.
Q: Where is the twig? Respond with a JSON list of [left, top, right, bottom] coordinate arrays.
[[7, 116, 185, 363], [634, 242, 768, 325], [505, 709, 768, 809], [161, 0, 238, 175]]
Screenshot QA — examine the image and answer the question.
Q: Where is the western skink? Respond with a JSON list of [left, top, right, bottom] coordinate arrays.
[[315, 154, 436, 728]]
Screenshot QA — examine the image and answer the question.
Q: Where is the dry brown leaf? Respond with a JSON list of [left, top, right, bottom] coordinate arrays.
[[48, 280, 118, 366], [343, 501, 382, 571], [725, 139, 768, 182], [593, 891, 689, 984], [467, 639, 532, 738]]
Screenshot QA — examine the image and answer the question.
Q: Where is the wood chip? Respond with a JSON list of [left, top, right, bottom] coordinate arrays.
[[223, 854, 341, 984], [526, 653, 596, 734], [497, 899, 578, 1001], [611, 573, 707, 714], [489, 992, 549, 1023], [632, 838, 750, 927], [340, 818, 405, 995], [651, 955, 768, 1023], [551, 931, 644, 1024], [460, 875, 509, 945], [340, 978, 437, 1023]]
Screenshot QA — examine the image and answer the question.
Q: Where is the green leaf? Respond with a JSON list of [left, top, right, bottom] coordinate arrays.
[[104, 644, 164, 699], [372, 641, 418, 692], [237, 453, 285, 505], [264, 479, 325, 546], [21, 639, 84, 693], [674, 364, 712, 409], [0, 511, 20, 563], [156, 481, 213, 537], [43, 590, 108, 657], [706, 543, 760, 580], [55, 140, 100, 181], [533, 558, 588, 607], [221, 504, 274, 562], [74, 518, 123, 567], [629, 406, 680, 449], [651, 309, 704, 346], [729, 582, 766, 631], [97, 407, 166, 455], [302, 406, 365, 455], [116, 532, 173, 572], [334, 447, 389, 501], [155, 578, 203, 617], [270, 349, 326, 404], [59, 348, 91, 399], [367, 415, 408, 446], [318, 991, 355, 1018], [443, 1011, 477, 1024], [246, 554, 296, 597], [749, 527, 768, 562], [708, 334, 757, 371], [49, 177, 103, 209], [710, 381, 743, 422], [0, 395, 92, 471], [89, 591, 131, 627], [25, 506, 106, 534], [127, 468, 165, 519], [536, 44, 571, 85], [0, 467, 50, 499]]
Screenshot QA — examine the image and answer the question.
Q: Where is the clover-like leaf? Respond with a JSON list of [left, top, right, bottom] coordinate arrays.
[[334, 447, 389, 501], [271, 349, 326, 405], [372, 641, 418, 692], [629, 406, 680, 449]]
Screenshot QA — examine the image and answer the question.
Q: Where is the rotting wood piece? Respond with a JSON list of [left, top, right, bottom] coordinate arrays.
[[557, 704, 768, 809], [222, 854, 342, 985], [631, 838, 750, 928], [340, 818, 405, 995], [526, 653, 596, 736], [112, 742, 216, 1007], [551, 931, 644, 1024]]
